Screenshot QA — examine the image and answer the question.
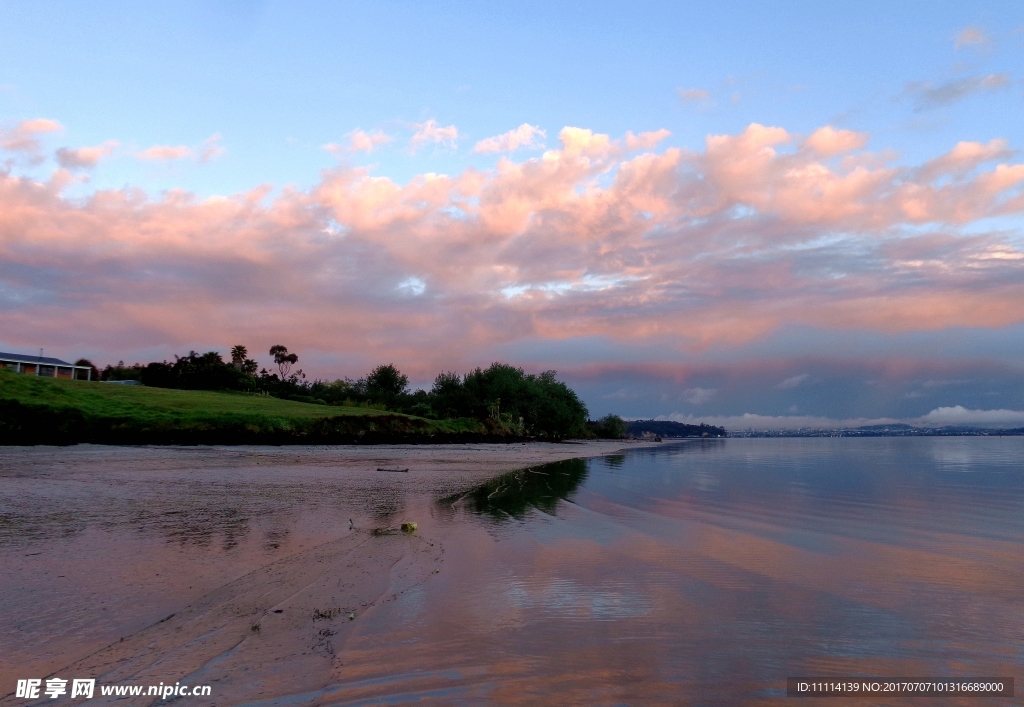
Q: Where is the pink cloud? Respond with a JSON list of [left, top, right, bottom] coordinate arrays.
[[804, 126, 868, 156], [557, 127, 616, 159], [955, 27, 990, 49], [625, 129, 671, 152], [136, 135, 223, 163], [918, 139, 1014, 181], [325, 129, 394, 155], [410, 120, 458, 152], [138, 145, 193, 161], [1, 118, 64, 154], [2, 121, 1024, 374], [350, 129, 392, 153], [55, 140, 119, 169], [198, 134, 225, 163], [17, 118, 63, 134], [474, 124, 546, 154]]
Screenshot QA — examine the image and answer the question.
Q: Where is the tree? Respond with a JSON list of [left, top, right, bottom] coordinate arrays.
[[139, 350, 254, 391], [428, 371, 472, 418], [269, 345, 298, 379], [365, 364, 409, 399], [230, 345, 258, 374], [74, 359, 100, 381], [230, 345, 247, 368], [100, 360, 143, 382], [589, 414, 627, 439], [456, 363, 588, 438]]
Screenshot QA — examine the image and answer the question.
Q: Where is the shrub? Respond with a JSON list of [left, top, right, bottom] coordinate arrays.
[[588, 414, 628, 439]]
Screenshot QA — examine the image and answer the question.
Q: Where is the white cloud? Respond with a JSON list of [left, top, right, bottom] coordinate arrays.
[[678, 88, 709, 102], [776, 373, 810, 390], [653, 406, 1024, 431], [916, 406, 1024, 428], [474, 124, 546, 154], [410, 120, 458, 152], [603, 388, 639, 400], [661, 412, 901, 431], [682, 387, 716, 405], [397, 276, 426, 296], [922, 378, 971, 388]]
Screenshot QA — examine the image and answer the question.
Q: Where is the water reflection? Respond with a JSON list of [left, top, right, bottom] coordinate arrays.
[[132, 505, 252, 548], [446, 457, 589, 519], [603, 453, 626, 469], [333, 438, 1024, 705], [505, 578, 652, 621]]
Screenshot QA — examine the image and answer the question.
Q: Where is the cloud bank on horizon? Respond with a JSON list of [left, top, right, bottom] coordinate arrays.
[[1, 3, 1022, 427]]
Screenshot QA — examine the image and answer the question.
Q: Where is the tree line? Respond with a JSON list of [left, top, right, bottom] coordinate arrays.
[[94, 345, 613, 439]]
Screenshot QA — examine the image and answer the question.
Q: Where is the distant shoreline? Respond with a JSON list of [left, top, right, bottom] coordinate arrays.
[[726, 426, 1024, 438]]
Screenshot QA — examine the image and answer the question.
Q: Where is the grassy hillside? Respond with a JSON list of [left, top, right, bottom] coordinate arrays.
[[0, 370, 491, 445]]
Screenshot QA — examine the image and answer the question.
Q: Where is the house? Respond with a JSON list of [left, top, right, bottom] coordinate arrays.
[[0, 351, 93, 380]]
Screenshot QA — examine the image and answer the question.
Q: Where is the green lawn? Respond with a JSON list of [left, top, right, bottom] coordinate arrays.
[[0, 370, 378, 420], [0, 369, 484, 444]]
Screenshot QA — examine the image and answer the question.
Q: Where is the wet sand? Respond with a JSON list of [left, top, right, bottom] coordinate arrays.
[[0, 440, 654, 705]]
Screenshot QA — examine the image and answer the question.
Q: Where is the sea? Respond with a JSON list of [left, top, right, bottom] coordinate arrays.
[[1, 438, 1022, 705]]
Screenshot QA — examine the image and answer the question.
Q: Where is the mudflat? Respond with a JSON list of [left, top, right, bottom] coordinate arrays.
[[0, 440, 654, 704]]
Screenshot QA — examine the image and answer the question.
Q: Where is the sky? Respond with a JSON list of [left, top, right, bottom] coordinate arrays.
[[1, 0, 1023, 428]]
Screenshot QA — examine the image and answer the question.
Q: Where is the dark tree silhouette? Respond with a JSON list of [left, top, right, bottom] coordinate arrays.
[[269, 345, 298, 379], [230, 345, 258, 374], [74, 358, 100, 381], [230, 345, 247, 367], [365, 364, 409, 397]]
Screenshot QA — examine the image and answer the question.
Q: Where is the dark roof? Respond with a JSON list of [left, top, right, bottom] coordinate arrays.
[[0, 351, 75, 366]]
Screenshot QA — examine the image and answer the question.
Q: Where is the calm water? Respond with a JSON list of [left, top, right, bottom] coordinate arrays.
[[2, 438, 1023, 706], [333, 438, 1024, 705]]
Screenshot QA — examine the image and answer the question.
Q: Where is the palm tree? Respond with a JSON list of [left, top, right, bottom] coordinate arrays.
[[230, 345, 248, 369]]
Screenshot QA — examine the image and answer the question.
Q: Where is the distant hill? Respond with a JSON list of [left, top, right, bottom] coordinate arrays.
[[855, 423, 915, 431], [626, 420, 727, 438]]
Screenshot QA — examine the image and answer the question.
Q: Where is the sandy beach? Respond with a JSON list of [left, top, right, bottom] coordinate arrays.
[[0, 440, 657, 705]]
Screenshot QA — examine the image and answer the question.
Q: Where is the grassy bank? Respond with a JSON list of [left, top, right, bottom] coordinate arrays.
[[0, 370, 507, 445]]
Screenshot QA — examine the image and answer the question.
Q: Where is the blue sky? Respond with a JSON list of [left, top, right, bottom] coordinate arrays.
[[4, 1, 1021, 192], [1, 1, 1023, 427]]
